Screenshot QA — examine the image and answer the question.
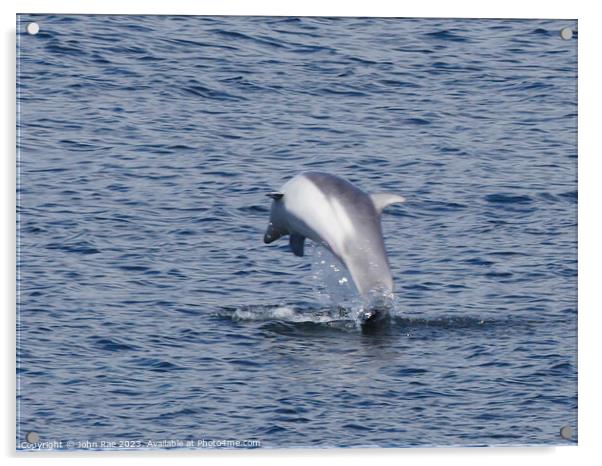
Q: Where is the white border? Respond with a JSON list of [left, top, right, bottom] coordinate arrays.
[[3, 1, 600, 465], [6, 0, 582, 18]]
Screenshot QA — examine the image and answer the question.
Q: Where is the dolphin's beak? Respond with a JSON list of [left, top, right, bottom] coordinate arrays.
[[263, 223, 276, 244]]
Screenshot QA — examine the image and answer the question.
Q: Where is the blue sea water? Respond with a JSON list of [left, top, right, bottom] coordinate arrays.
[[16, 15, 577, 450]]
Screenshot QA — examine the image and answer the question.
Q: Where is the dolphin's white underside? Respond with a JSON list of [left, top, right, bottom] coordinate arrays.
[[282, 175, 355, 256]]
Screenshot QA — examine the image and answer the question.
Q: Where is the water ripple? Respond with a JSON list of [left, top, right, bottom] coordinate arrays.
[[17, 15, 577, 450]]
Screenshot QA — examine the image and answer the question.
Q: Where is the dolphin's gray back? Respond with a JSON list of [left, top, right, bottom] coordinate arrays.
[[304, 172, 371, 210]]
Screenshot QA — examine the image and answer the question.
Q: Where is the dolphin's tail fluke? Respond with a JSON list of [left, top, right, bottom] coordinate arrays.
[[357, 289, 394, 328], [358, 306, 391, 328]]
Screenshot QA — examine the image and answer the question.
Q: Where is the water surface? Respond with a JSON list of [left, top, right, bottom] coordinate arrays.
[[17, 15, 577, 449]]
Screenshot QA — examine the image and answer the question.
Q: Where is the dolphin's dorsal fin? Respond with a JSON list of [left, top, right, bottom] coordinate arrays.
[[290, 234, 306, 257], [266, 192, 284, 200], [370, 193, 405, 213]]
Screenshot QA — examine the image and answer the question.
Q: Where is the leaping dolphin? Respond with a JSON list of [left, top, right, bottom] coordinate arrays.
[[263, 172, 405, 325]]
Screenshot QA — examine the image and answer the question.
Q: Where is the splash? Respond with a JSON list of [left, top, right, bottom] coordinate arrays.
[[308, 243, 362, 311], [225, 244, 400, 328], [305, 242, 400, 325], [228, 304, 357, 329]]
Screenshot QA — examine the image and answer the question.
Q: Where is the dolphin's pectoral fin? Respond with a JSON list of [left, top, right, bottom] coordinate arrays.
[[289, 234, 306, 257], [370, 193, 405, 214]]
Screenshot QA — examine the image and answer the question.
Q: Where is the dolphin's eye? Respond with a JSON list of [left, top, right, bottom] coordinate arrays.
[[266, 192, 284, 201]]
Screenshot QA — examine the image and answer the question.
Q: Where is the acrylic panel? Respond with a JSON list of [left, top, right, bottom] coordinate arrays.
[[16, 15, 577, 451]]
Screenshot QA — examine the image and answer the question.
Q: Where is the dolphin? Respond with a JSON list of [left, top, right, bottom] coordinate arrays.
[[263, 172, 405, 325]]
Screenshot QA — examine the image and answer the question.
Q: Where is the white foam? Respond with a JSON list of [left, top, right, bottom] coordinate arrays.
[[230, 304, 362, 324]]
